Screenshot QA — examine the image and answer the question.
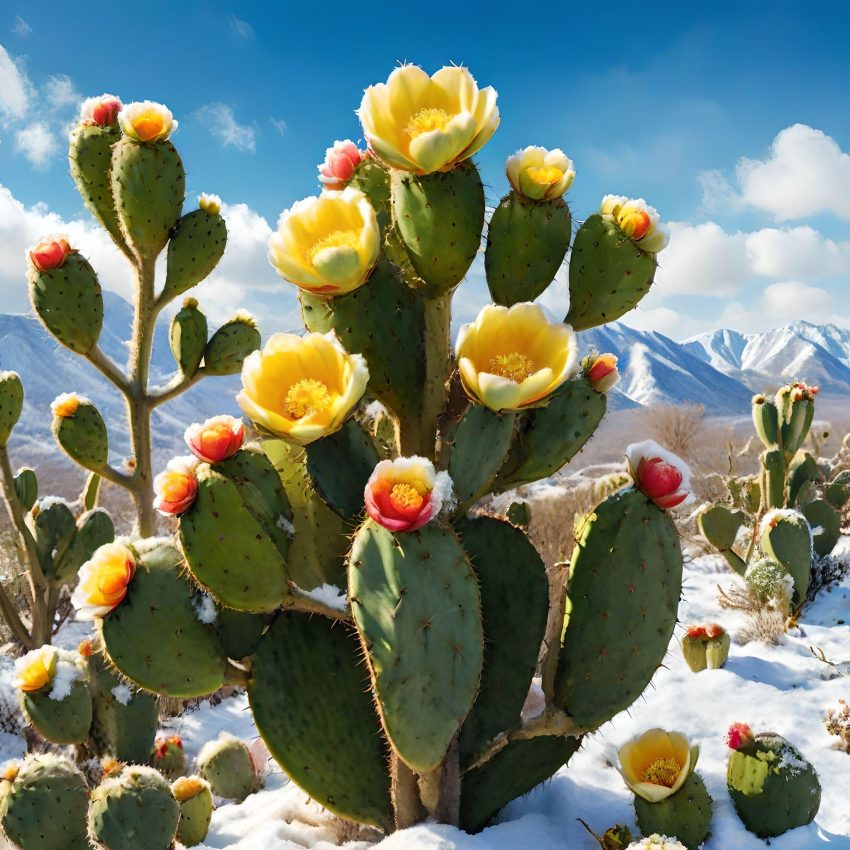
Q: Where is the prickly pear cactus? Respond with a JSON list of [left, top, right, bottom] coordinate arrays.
[[79, 63, 688, 835]]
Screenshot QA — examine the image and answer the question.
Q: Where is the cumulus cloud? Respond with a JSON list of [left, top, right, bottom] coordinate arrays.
[[745, 226, 850, 278], [12, 16, 31, 37], [720, 281, 835, 332], [43, 74, 79, 109], [0, 44, 30, 119], [195, 103, 256, 153], [15, 123, 58, 169]]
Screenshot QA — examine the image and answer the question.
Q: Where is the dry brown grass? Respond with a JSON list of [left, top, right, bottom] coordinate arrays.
[[717, 580, 790, 645]]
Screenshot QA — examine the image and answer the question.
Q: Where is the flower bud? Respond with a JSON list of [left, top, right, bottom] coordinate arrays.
[[600, 195, 669, 253], [318, 140, 363, 190], [28, 237, 72, 272], [184, 415, 245, 464], [2, 762, 19, 783], [153, 456, 199, 516], [172, 775, 209, 802], [725, 722, 754, 750], [587, 353, 620, 393], [506, 146, 575, 201], [50, 392, 85, 418], [80, 94, 122, 127], [118, 100, 178, 143], [626, 440, 692, 510], [78, 638, 94, 658], [198, 193, 222, 215], [12, 645, 58, 692]]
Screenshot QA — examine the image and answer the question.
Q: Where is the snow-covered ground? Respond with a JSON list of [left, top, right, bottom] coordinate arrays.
[[2, 542, 849, 849]]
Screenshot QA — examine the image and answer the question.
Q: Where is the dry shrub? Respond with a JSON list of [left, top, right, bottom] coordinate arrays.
[[825, 699, 850, 753], [642, 404, 706, 461], [718, 581, 789, 645]]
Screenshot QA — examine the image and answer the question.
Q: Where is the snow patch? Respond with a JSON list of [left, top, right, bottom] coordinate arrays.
[[48, 660, 80, 701], [300, 584, 347, 612], [275, 515, 295, 536], [111, 684, 133, 706], [193, 593, 217, 625]]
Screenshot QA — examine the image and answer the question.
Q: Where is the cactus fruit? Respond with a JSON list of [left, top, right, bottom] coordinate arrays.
[[28, 252, 104, 354], [172, 776, 213, 847], [88, 765, 180, 850], [152, 737, 185, 780], [196, 736, 256, 802], [203, 313, 261, 376], [169, 298, 208, 377], [0, 754, 90, 850], [633, 772, 713, 850], [485, 192, 571, 306], [0, 371, 23, 446], [681, 624, 731, 672], [163, 206, 227, 301], [726, 730, 821, 837]]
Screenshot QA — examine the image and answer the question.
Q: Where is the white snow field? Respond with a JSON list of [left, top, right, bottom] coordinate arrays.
[[1, 542, 849, 849]]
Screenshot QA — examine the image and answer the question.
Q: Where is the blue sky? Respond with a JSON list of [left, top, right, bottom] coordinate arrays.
[[1, 1, 849, 339]]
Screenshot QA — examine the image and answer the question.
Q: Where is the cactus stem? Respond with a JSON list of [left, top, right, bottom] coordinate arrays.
[[540, 561, 570, 703], [149, 367, 209, 408], [86, 345, 131, 395]]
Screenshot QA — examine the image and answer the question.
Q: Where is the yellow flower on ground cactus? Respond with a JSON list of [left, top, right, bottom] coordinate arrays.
[[358, 64, 499, 174], [600, 195, 669, 253], [238, 331, 369, 446], [618, 728, 699, 802], [506, 146, 575, 201], [71, 542, 137, 620], [118, 100, 177, 143], [172, 776, 209, 802], [455, 303, 578, 411], [268, 188, 380, 296], [13, 645, 58, 692]]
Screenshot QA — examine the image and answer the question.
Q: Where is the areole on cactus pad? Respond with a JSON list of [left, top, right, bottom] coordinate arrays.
[[63, 61, 688, 839]]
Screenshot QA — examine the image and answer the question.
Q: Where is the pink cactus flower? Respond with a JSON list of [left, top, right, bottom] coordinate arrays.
[[153, 456, 199, 516], [184, 415, 245, 464], [28, 237, 72, 272], [318, 140, 363, 190], [587, 353, 619, 392], [725, 722, 754, 750], [626, 440, 692, 510]]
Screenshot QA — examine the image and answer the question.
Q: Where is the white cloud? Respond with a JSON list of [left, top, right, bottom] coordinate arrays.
[[736, 124, 850, 220], [43, 74, 79, 109], [654, 221, 749, 297], [12, 16, 31, 38], [229, 16, 254, 38], [15, 123, 58, 169], [270, 117, 287, 136], [0, 44, 30, 119], [745, 226, 850, 278], [720, 281, 835, 332], [195, 103, 256, 153]]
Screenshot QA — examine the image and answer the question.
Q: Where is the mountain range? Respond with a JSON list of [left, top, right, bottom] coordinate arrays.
[[1, 293, 848, 471]]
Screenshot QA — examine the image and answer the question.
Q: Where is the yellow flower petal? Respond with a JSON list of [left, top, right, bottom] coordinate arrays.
[[617, 729, 694, 804]]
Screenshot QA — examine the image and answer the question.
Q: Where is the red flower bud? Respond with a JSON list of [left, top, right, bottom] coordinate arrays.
[[28, 238, 72, 272], [725, 722, 754, 750], [318, 140, 363, 190], [587, 353, 619, 393]]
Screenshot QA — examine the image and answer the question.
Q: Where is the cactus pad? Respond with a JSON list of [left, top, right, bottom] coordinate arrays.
[[163, 208, 227, 300], [52, 399, 108, 472], [634, 772, 713, 850], [759, 513, 811, 606], [203, 317, 261, 375], [697, 504, 747, 576], [0, 372, 23, 447], [169, 300, 208, 377], [349, 520, 483, 772], [801, 498, 841, 558], [196, 737, 255, 802], [22, 673, 93, 745]]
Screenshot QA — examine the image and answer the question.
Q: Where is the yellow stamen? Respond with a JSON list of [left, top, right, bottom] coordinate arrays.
[[283, 379, 332, 420], [488, 352, 535, 383], [642, 757, 683, 787], [405, 108, 452, 139], [526, 165, 564, 186], [132, 113, 166, 141], [390, 482, 425, 510], [307, 229, 361, 265]]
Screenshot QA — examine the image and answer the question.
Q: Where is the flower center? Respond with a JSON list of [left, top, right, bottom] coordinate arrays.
[[642, 757, 682, 787], [488, 352, 535, 383], [133, 113, 166, 141], [405, 108, 452, 139], [619, 210, 652, 241], [390, 482, 425, 511], [308, 229, 361, 265], [283, 379, 332, 420], [526, 165, 564, 186]]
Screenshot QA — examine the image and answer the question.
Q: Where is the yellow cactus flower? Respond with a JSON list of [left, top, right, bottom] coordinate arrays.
[[238, 331, 369, 446], [506, 146, 575, 201], [455, 303, 578, 411], [71, 542, 137, 620], [172, 775, 209, 802], [2, 762, 19, 783], [50, 392, 84, 418], [618, 728, 698, 803], [12, 645, 58, 693], [268, 188, 380, 296], [118, 100, 178, 143], [600, 194, 669, 253], [198, 193, 222, 215], [358, 64, 499, 174]]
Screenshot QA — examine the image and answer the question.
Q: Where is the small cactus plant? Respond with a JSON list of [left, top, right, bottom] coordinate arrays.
[[70, 62, 687, 834], [172, 776, 214, 847], [681, 624, 731, 672], [196, 736, 257, 802], [725, 723, 821, 837], [152, 736, 185, 780]]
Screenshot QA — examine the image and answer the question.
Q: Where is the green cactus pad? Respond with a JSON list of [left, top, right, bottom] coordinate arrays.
[[697, 504, 747, 576], [826, 470, 850, 508], [173, 780, 213, 847], [455, 516, 549, 767], [459, 735, 582, 833], [179, 450, 291, 612], [801, 498, 841, 558], [169, 299, 208, 377], [349, 520, 484, 772], [111, 137, 185, 262], [28, 253, 104, 354], [0, 754, 90, 850], [52, 400, 108, 472], [87, 652, 158, 763], [352, 158, 391, 212], [262, 439, 349, 589], [99, 542, 227, 698], [21, 673, 93, 745], [763, 449, 787, 509], [0, 372, 23, 447], [485, 192, 571, 306], [249, 612, 393, 830], [69, 123, 130, 258], [788, 452, 821, 505], [163, 208, 227, 300], [32, 499, 76, 582], [555, 489, 683, 728], [634, 772, 713, 850], [566, 214, 657, 331], [390, 162, 484, 296], [448, 405, 516, 512], [152, 739, 186, 781], [300, 260, 425, 425], [203, 317, 261, 376], [196, 737, 255, 802], [305, 418, 379, 520], [12, 467, 37, 511], [492, 375, 606, 493], [759, 512, 811, 606], [780, 397, 814, 457], [216, 608, 270, 660], [727, 733, 821, 838], [88, 766, 180, 850]]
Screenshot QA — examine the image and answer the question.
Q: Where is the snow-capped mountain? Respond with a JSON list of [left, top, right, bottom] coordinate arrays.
[[0, 292, 241, 465]]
